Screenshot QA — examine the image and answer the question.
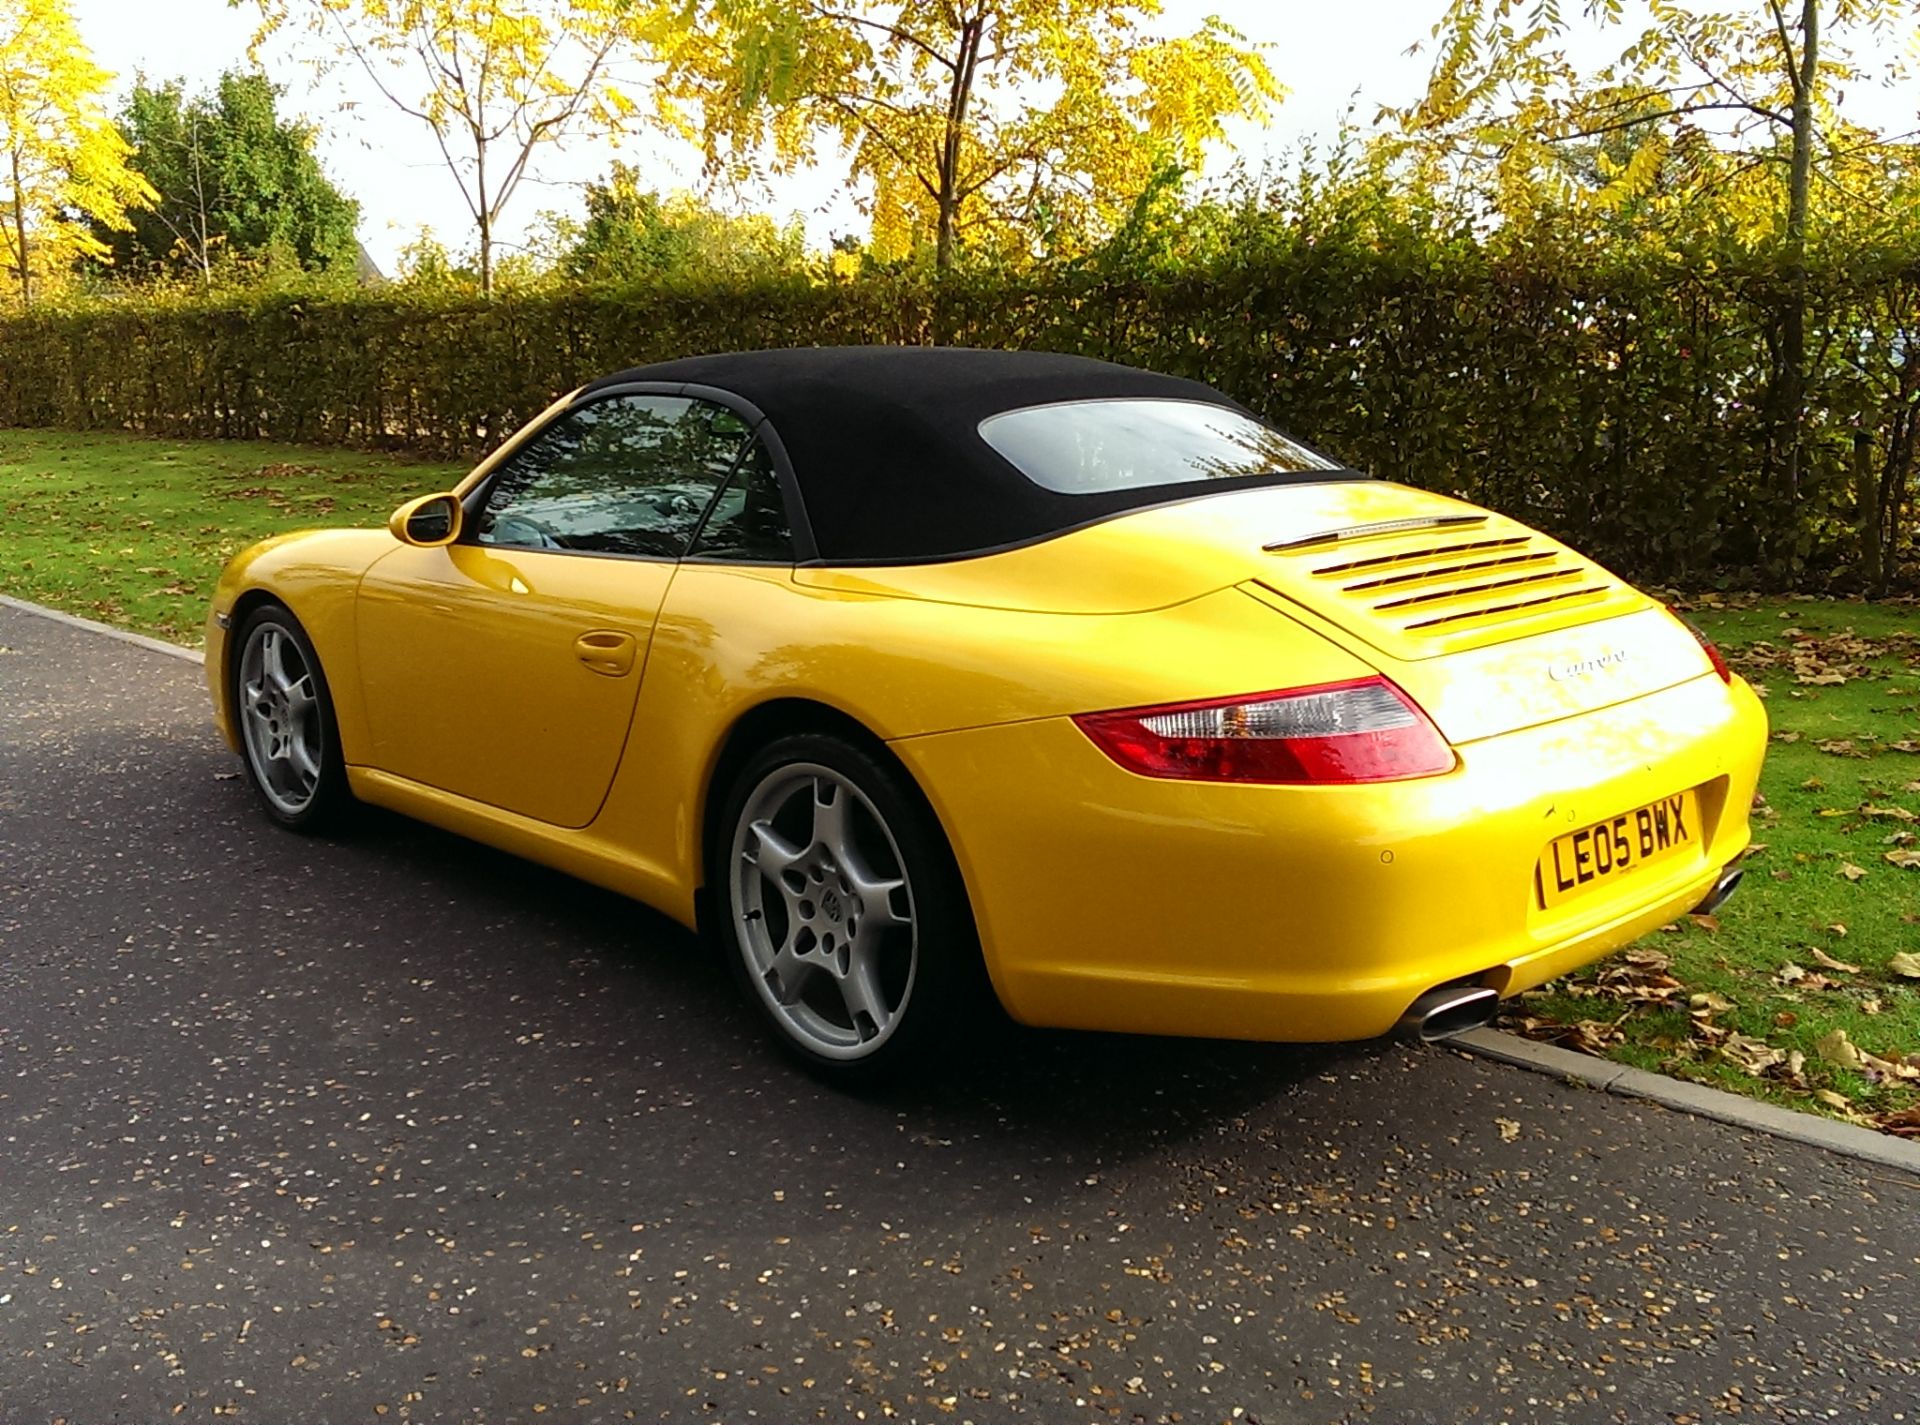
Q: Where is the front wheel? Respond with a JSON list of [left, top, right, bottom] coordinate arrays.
[[231, 603, 352, 832], [715, 733, 984, 1084]]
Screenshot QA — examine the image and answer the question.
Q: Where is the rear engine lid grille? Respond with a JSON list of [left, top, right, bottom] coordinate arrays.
[[1255, 512, 1646, 661]]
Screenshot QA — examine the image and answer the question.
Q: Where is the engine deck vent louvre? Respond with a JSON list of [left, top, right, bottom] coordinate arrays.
[[1289, 525, 1632, 644]]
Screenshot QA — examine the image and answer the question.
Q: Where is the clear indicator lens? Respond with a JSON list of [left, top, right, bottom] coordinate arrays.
[[1139, 684, 1419, 741]]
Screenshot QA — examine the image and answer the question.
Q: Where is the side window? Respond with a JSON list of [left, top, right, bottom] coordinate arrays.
[[475, 395, 751, 558], [687, 443, 794, 563]]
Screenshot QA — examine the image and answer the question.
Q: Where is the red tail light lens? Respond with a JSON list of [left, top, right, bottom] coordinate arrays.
[[1073, 676, 1456, 785], [1668, 608, 1733, 683]]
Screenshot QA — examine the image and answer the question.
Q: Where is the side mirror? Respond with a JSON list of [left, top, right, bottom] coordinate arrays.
[[389, 492, 463, 547]]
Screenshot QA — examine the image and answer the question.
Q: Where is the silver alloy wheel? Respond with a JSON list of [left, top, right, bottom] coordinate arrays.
[[237, 622, 324, 816], [729, 762, 918, 1060]]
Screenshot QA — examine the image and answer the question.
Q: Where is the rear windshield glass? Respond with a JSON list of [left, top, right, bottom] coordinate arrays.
[[978, 398, 1340, 494]]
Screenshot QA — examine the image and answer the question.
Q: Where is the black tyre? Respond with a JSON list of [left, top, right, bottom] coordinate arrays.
[[230, 603, 353, 833], [712, 732, 985, 1084]]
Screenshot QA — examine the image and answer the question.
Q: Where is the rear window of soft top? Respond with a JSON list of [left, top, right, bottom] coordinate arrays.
[[978, 398, 1340, 495]]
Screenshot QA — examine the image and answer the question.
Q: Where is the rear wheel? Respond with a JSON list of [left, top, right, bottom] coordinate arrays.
[[232, 603, 351, 832], [715, 733, 982, 1083]]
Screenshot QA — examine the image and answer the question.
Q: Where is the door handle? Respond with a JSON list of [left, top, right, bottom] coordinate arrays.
[[574, 629, 638, 677]]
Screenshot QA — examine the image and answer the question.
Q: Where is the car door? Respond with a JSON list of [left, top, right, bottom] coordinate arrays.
[[355, 392, 756, 828]]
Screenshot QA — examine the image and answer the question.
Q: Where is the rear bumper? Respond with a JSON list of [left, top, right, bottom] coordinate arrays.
[[894, 672, 1767, 1043]]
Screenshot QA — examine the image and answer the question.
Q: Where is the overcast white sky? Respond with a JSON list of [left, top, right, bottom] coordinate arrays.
[[66, 1, 1920, 273]]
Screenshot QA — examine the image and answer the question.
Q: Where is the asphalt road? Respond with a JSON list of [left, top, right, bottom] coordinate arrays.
[[1, 600, 1916, 1425]]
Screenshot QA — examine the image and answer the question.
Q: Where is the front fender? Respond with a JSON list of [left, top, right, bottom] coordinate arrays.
[[205, 528, 398, 760]]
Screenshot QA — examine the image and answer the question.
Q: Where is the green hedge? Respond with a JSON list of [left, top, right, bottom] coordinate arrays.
[[3, 247, 1916, 590]]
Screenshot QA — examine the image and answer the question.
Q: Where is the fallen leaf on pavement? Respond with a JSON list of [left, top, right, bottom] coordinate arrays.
[[1495, 1118, 1520, 1142], [1811, 948, 1861, 973]]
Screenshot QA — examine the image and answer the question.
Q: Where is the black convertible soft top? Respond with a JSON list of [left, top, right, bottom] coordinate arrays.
[[583, 346, 1350, 564]]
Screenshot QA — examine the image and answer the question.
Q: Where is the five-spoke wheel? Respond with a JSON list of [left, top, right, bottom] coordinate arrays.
[[717, 733, 984, 1080], [232, 604, 350, 830]]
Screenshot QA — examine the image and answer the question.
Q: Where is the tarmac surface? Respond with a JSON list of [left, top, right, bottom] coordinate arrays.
[[1, 599, 1916, 1423]]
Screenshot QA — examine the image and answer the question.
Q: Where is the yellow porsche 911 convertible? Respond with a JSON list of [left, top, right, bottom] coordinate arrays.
[[206, 346, 1767, 1081]]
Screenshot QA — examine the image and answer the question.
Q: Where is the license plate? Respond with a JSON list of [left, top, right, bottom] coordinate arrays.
[[1536, 790, 1700, 910]]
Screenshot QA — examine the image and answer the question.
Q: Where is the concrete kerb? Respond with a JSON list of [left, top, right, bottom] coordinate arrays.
[[8, 593, 1918, 1175], [1453, 1027, 1920, 1175], [0, 594, 205, 666]]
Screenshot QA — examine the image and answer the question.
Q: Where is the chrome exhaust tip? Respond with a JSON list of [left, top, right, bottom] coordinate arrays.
[[1692, 865, 1745, 917], [1398, 985, 1500, 1042]]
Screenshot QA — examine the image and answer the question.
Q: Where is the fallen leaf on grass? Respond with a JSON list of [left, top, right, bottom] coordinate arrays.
[[1817, 739, 1869, 758], [1889, 952, 1920, 979], [1811, 948, 1861, 973], [1838, 862, 1870, 882], [1495, 1118, 1521, 1142], [1860, 997, 1882, 1016], [1799, 777, 1826, 792], [1509, 1015, 1622, 1054], [1884, 849, 1920, 870], [1816, 1028, 1864, 1068], [1688, 913, 1721, 933], [1876, 1106, 1920, 1139], [1771, 730, 1802, 744], [1688, 990, 1735, 1014], [1825, 923, 1847, 938], [1814, 1027, 1920, 1082], [1863, 804, 1919, 822], [1717, 1033, 1785, 1076]]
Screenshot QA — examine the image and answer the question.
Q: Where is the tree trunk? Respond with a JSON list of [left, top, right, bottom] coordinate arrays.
[[1853, 429, 1880, 592], [935, 14, 985, 273], [10, 150, 29, 309], [1779, 0, 1818, 496], [476, 138, 494, 296]]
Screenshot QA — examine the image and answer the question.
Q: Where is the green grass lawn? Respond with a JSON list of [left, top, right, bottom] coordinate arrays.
[[4, 427, 1915, 1130], [0, 428, 465, 645]]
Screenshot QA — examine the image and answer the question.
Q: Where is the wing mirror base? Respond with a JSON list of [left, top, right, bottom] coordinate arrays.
[[390, 493, 464, 547]]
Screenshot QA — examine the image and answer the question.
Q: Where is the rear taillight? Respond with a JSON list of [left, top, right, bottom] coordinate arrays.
[[1073, 676, 1456, 785], [1668, 608, 1733, 683]]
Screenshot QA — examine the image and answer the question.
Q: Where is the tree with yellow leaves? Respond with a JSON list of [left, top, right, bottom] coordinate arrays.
[[664, 0, 1281, 269], [0, 0, 153, 307], [247, 0, 677, 293], [1391, 0, 1920, 497]]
